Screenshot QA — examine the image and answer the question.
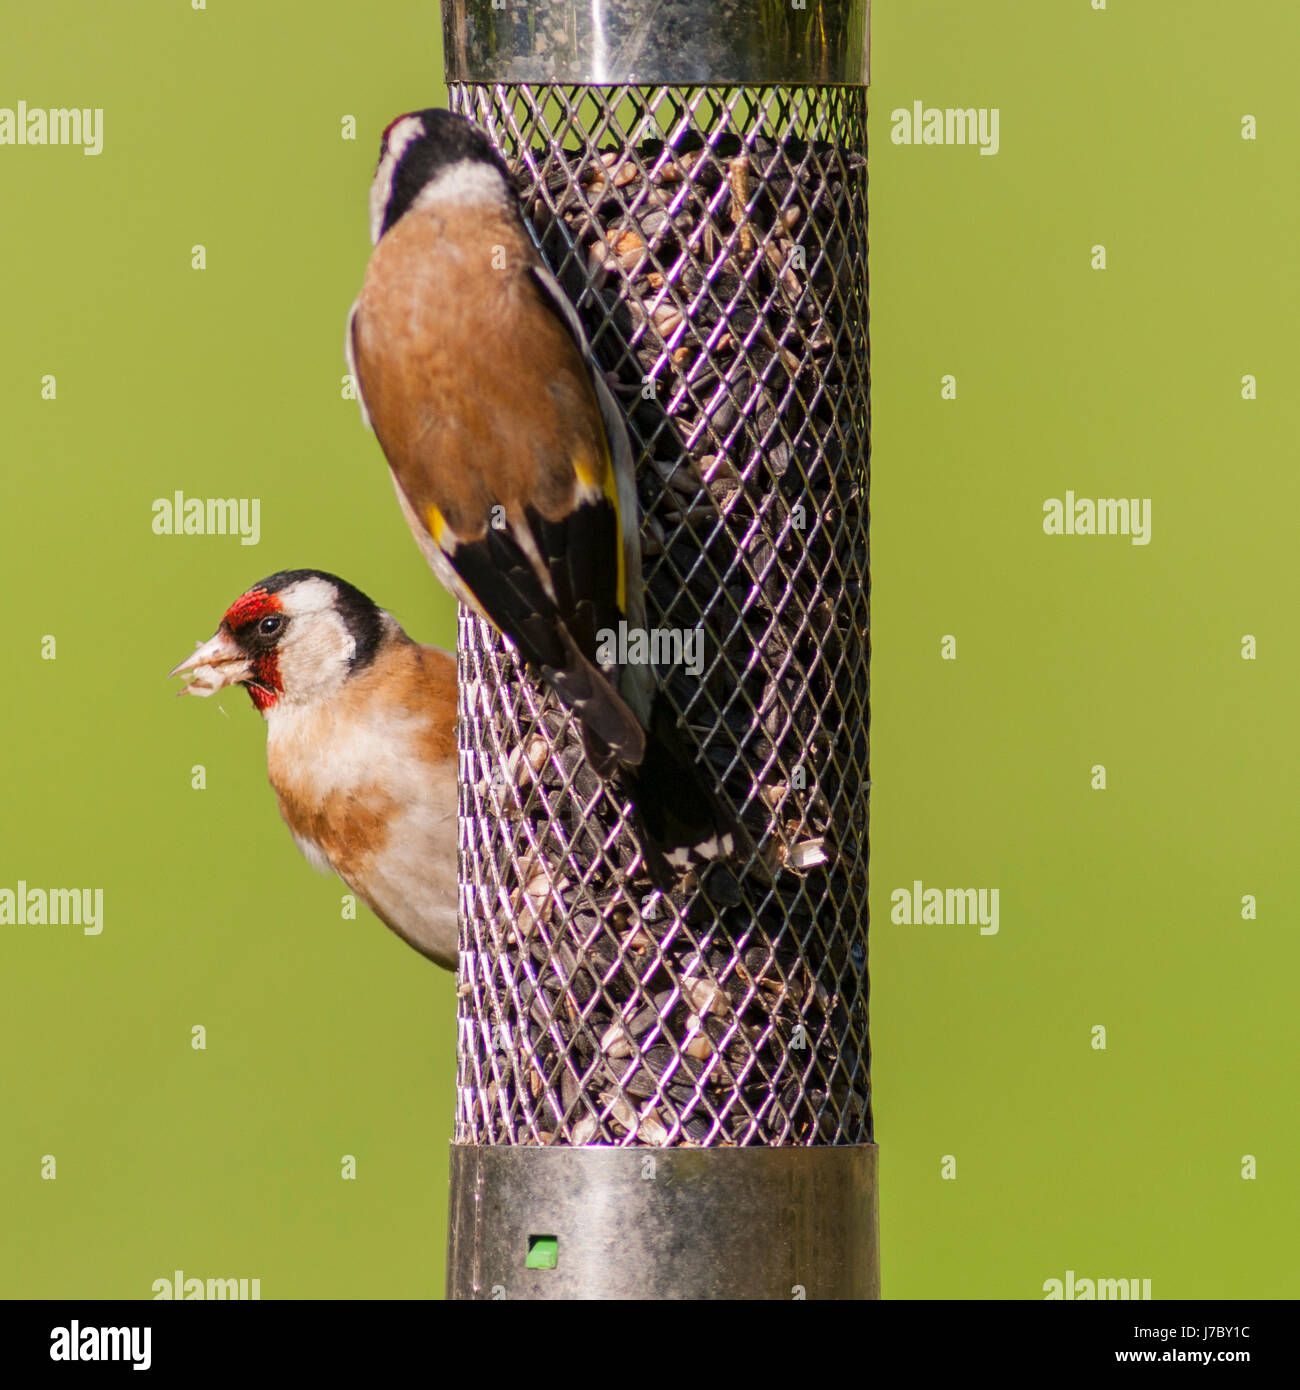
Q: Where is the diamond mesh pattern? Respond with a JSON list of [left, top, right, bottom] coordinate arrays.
[[450, 83, 869, 1147]]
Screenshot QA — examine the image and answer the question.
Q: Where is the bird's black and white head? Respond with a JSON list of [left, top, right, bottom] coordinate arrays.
[[169, 570, 390, 714], [368, 108, 514, 245]]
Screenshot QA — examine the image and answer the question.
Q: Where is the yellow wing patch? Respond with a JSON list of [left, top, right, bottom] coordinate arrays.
[[424, 452, 626, 613], [572, 449, 603, 494], [426, 504, 454, 551]]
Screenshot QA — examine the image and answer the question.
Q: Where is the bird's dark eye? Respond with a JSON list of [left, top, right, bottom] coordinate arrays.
[[258, 616, 282, 636]]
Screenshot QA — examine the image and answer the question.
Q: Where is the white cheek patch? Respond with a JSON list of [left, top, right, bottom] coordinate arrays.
[[370, 114, 425, 244], [412, 158, 508, 211], [275, 618, 355, 704], [274, 577, 359, 705]]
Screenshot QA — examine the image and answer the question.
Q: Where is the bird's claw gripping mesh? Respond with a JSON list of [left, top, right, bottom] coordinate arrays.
[[451, 83, 870, 1147]]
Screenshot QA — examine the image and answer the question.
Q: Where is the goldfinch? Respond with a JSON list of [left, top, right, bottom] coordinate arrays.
[[169, 569, 458, 968], [346, 108, 739, 885]]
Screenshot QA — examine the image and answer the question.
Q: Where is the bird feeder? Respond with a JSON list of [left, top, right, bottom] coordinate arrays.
[[443, 0, 874, 1299]]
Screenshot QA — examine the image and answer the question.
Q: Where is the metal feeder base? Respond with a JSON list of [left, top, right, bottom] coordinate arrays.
[[446, 1142, 878, 1299]]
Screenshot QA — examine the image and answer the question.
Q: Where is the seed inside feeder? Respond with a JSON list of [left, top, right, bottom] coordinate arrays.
[[455, 99, 870, 1150]]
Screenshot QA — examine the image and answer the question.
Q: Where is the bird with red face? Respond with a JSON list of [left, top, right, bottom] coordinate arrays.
[[169, 569, 458, 968]]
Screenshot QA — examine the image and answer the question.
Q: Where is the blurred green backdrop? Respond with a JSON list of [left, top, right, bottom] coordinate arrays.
[[1, 0, 1295, 1299]]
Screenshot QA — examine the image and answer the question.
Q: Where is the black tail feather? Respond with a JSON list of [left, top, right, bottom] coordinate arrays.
[[542, 629, 646, 769], [622, 694, 748, 887]]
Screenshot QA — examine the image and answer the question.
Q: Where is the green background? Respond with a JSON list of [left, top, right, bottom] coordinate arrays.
[[1, 0, 1293, 1299]]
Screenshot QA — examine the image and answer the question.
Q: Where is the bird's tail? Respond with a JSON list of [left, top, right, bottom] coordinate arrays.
[[543, 628, 646, 773], [619, 693, 749, 889]]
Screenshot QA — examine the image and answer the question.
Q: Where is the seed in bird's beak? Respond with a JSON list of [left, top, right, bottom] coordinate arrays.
[[167, 629, 252, 697]]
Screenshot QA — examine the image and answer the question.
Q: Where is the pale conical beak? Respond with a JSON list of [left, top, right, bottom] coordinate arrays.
[[168, 628, 253, 697]]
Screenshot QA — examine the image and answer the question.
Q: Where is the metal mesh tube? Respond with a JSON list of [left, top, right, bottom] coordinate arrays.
[[450, 82, 869, 1153]]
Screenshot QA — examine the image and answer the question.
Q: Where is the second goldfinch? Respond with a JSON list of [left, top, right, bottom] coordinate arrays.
[[169, 569, 459, 968], [346, 108, 740, 885]]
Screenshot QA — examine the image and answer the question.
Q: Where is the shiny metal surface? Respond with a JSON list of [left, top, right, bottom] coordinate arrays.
[[447, 1142, 879, 1298], [443, 0, 870, 86]]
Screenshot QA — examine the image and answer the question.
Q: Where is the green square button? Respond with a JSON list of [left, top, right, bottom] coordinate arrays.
[[526, 1235, 559, 1270]]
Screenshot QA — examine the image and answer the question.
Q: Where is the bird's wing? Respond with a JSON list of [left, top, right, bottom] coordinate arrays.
[[427, 485, 647, 768], [526, 261, 651, 724], [527, 263, 644, 624], [354, 238, 646, 763]]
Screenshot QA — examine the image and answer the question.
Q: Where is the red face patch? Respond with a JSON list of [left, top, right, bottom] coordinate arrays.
[[223, 587, 285, 710], [247, 652, 282, 711], [223, 588, 281, 631]]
